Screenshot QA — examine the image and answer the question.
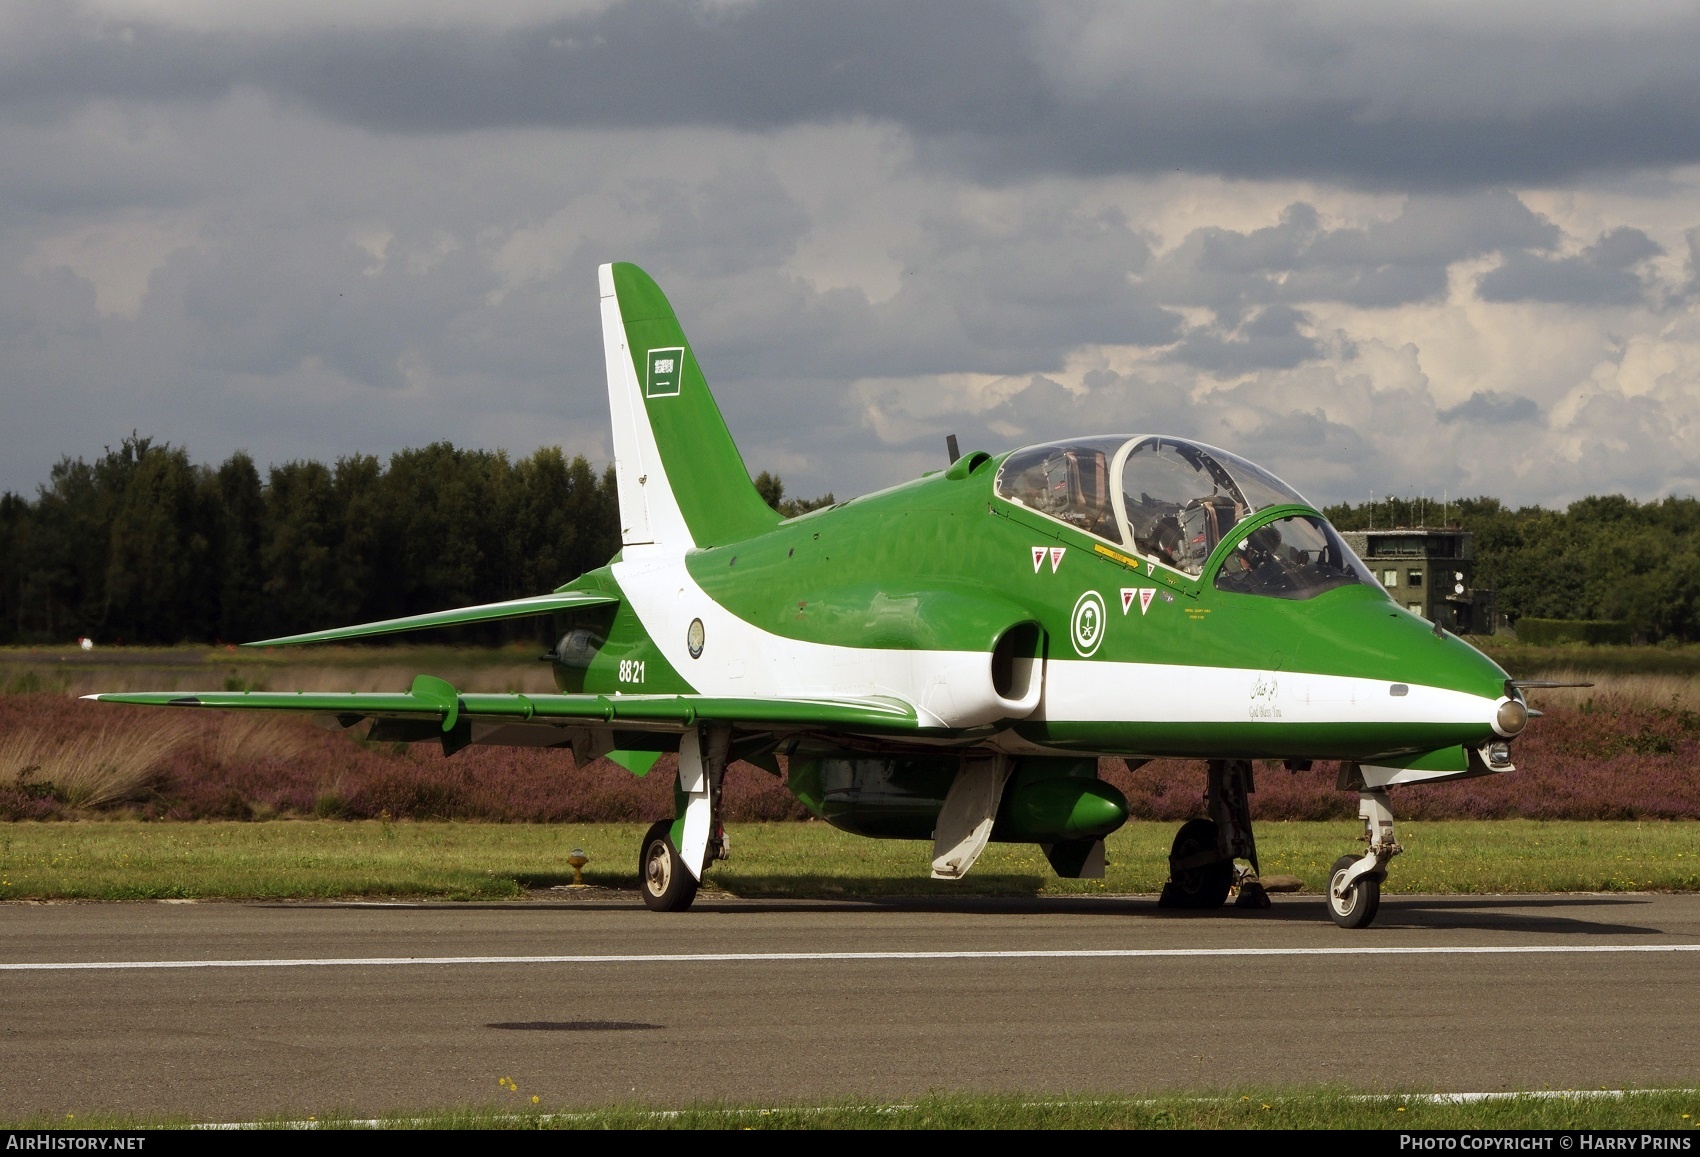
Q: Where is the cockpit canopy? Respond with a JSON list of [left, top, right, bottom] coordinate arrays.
[[994, 435, 1375, 600]]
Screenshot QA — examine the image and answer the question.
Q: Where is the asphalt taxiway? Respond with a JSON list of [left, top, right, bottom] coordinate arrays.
[[3, 892, 1698, 1121]]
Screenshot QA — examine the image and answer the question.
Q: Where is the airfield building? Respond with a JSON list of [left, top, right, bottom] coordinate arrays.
[[1338, 527, 1496, 635]]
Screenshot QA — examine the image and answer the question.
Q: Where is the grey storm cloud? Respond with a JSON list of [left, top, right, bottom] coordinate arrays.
[[1477, 226, 1665, 306], [1165, 304, 1323, 376], [11, 1, 1700, 188], [699, 188, 1576, 391], [1133, 191, 1568, 377], [636, 188, 1183, 389], [1146, 191, 1560, 314], [1438, 390, 1542, 425]]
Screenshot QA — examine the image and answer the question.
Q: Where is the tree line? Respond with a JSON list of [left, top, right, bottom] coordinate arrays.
[[0, 435, 829, 646], [1, 436, 1694, 645]]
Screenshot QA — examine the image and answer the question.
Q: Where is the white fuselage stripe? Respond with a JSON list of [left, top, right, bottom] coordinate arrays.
[[7, 944, 1698, 971], [1041, 659, 1492, 726], [613, 551, 991, 727]]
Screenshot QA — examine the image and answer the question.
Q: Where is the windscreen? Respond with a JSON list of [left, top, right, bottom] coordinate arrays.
[[1213, 514, 1378, 600]]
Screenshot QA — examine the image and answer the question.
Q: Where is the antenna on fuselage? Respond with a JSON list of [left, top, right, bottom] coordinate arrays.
[[945, 434, 960, 464]]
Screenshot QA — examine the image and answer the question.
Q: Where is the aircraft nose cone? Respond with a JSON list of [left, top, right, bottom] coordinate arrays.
[[1494, 698, 1528, 738]]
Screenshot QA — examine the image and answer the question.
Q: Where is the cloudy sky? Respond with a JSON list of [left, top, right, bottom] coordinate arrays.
[[5, 0, 1700, 509]]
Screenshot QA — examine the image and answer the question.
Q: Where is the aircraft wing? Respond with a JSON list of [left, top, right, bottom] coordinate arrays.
[[242, 590, 619, 647], [85, 675, 920, 736]]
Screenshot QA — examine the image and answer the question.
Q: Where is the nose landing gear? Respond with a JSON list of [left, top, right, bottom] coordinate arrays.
[[1327, 789, 1401, 929]]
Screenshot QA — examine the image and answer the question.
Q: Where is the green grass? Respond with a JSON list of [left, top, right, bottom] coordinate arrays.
[[1, 818, 1697, 901], [11, 1088, 1700, 1130]]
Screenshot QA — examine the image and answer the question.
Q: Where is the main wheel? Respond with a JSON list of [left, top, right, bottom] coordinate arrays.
[[638, 820, 699, 912], [1159, 818, 1234, 909], [1327, 854, 1381, 929]]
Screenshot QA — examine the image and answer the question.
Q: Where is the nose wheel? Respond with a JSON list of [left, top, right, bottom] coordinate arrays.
[[1327, 788, 1400, 929], [1327, 854, 1381, 928]]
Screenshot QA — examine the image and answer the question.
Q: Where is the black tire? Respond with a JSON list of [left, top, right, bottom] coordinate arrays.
[[1160, 818, 1234, 909], [1327, 853, 1381, 929], [638, 820, 699, 912]]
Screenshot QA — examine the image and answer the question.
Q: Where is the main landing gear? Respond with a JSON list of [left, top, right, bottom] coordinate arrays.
[[638, 724, 733, 912], [1159, 760, 1270, 911]]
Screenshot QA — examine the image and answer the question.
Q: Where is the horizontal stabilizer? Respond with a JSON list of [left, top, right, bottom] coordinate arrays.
[[85, 684, 920, 734], [242, 591, 619, 647]]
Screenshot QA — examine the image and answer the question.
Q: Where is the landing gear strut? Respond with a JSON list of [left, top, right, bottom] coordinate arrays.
[[1160, 760, 1268, 909], [1327, 789, 1401, 929]]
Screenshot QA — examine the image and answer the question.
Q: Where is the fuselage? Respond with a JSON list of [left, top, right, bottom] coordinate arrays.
[[556, 439, 1516, 764]]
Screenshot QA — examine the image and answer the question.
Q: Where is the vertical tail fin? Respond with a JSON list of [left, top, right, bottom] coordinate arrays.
[[599, 262, 780, 551]]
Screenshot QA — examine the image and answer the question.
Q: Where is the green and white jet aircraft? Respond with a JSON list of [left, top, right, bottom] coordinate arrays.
[[91, 262, 1538, 929]]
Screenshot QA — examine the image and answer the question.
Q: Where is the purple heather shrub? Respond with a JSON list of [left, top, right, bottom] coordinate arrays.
[[2, 692, 1695, 823], [0, 695, 805, 822]]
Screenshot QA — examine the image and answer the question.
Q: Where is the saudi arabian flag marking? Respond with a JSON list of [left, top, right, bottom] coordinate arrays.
[[1071, 590, 1106, 657], [647, 347, 685, 397]]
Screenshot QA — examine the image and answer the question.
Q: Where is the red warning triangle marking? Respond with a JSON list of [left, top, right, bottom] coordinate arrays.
[[1032, 546, 1046, 573], [1139, 588, 1156, 615], [1049, 546, 1065, 573], [1120, 588, 1136, 615]]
